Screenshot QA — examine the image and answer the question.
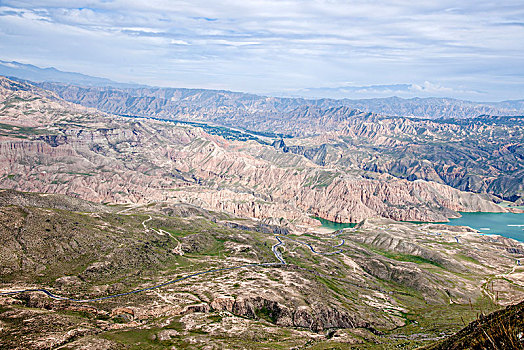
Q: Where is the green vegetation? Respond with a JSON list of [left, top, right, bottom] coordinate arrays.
[[255, 305, 279, 323], [102, 327, 169, 349], [304, 170, 340, 188], [396, 296, 499, 336], [0, 190, 521, 349], [454, 254, 481, 265], [422, 299, 524, 349], [356, 241, 444, 268], [0, 122, 49, 137], [379, 251, 443, 267]]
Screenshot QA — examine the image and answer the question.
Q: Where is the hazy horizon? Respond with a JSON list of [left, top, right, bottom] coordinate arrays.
[[1, 1, 523, 101]]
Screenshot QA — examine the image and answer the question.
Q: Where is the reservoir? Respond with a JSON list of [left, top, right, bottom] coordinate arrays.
[[312, 216, 356, 231], [444, 212, 524, 242], [316, 212, 524, 242]]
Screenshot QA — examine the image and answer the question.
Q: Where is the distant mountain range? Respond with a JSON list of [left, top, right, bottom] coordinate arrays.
[[1, 59, 524, 119], [0, 60, 143, 88], [333, 96, 524, 119], [11, 77, 518, 204]]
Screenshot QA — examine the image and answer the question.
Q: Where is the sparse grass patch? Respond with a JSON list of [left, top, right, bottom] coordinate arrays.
[[455, 253, 481, 265], [357, 242, 444, 268]]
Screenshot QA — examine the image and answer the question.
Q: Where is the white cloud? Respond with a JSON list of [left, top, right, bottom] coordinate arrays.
[[0, 0, 522, 100], [410, 81, 454, 93], [169, 39, 190, 45], [409, 81, 482, 95]]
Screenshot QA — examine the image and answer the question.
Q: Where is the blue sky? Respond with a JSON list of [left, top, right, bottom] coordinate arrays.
[[0, 0, 523, 101]]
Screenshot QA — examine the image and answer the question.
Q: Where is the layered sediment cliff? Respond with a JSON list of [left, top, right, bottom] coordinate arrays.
[[0, 77, 510, 225]]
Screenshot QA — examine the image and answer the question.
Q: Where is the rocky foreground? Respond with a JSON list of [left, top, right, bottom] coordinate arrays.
[[0, 190, 523, 349], [423, 300, 524, 349]]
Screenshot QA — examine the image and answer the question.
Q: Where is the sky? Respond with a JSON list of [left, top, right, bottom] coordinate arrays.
[[0, 0, 523, 101]]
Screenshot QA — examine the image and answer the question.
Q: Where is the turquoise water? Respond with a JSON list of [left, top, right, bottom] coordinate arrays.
[[316, 212, 524, 242], [312, 216, 356, 231], [444, 212, 524, 242]]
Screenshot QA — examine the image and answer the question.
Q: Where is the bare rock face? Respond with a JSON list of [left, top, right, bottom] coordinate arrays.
[[292, 304, 369, 331], [210, 296, 236, 312], [32, 80, 524, 204], [156, 329, 180, 341], [0, 76, 510, 225], [182, 303, 211, 314], [275, 116, 524, 204], [298, 177, 504, 223], [210, 295, 370, 332]]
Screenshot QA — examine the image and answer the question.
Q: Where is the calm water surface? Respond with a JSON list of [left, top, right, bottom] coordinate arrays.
[[444, 212, 524, 242], [312, 216, 356, 231], [316, 212, 524, 242]]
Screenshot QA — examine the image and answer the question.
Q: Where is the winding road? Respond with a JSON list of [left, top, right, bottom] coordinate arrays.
[[0, 262, 281, 303], [272, 235, 345, 264], [0, 219, 346, 302]]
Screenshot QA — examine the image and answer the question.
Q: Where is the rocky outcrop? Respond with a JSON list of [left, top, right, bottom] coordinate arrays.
[[210, 295, 369, 332]]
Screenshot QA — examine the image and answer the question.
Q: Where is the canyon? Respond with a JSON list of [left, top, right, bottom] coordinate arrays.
[[0, 75, 523, 349], [0, 77, 517, 226], [32, 80, 524, 204]]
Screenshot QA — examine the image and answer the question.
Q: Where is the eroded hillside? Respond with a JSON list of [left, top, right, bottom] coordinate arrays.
[[33, 79, 524, 205], [274, 115, 524, 204], [0, 77, 510, 225], [1, 77, 523, 349], [0, 190, 523, 349]]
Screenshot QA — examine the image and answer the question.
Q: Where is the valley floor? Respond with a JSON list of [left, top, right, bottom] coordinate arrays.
[[1, 190, 523, 349]]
